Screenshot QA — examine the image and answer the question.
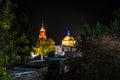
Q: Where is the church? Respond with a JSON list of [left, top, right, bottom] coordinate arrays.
[[38, 21, 77, 58]]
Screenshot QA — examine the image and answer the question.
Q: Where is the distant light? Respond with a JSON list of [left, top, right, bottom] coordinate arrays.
[[31, 52, 39, 59], [67, 30, 70, 35]]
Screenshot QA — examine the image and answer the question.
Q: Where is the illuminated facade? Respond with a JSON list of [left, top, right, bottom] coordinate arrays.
[[55, 30, 76, 58], [38, 21, 47, 40], [37, 22, 77, 58]]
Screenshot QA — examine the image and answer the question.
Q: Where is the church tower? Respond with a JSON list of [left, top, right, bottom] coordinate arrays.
[[38, 21, 47, 40]]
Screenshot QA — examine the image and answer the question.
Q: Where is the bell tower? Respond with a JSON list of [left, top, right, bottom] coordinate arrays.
[[38, 21, 47, 40]]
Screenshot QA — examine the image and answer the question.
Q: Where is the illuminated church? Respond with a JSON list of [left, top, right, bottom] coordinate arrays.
[[38, 21, 76, 58], [62, 30, 76, 46], [38, 21, 47, 40], [55, 30, 76, 57]]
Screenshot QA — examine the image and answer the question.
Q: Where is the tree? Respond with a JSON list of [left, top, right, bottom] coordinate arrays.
[[0, 1, 18, 77], [33, 38, 55, 61], [0, 51, 17, 80], [0, 0, 33, 79], [0, 0, 21, 64], [84, 22, 107, 38], [77, 20, 120, 80], [95, 22, 106, 37], [13, 8, 37, 46], [0, 31, 21, 64], [80, 35, 120, 80], [109, 18, 120, 36], [16, 34, 31, 61], [0, 0, 15, 30]]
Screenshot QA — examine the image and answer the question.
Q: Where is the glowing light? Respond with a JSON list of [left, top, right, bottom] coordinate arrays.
[[30, 51, 39, 59], [67, 30, 70, 35]]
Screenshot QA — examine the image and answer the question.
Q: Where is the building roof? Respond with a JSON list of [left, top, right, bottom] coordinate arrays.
[[62, 30, 76, 46], [63, 35, 75, 41], [40, 21, 46, 31]]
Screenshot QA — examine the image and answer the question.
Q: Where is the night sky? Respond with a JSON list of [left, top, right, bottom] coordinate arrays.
[[12, 0, 120, 45]]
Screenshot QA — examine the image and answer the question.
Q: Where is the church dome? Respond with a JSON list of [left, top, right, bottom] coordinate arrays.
[[63, 35, 75, 41], [62, 30, 76, 46]]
